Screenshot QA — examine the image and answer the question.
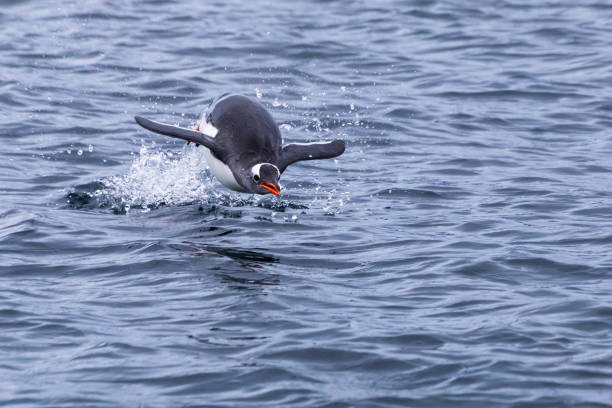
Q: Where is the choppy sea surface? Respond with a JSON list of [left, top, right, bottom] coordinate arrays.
[[2, 1, 612, 407]]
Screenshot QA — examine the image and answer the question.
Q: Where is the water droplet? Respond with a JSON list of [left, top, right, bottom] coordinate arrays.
[[272, 98, 281, 107], [77, 149, 83, 156], [255, 88, 262, 99], [88, 144, 93, 152]]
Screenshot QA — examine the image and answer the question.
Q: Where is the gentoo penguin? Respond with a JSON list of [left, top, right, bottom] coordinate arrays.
[[134, 94, 345, 196]]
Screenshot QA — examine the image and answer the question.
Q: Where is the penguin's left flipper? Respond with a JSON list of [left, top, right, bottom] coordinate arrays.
[[279, 140, 345, 173], [134, 116, 220, 154]]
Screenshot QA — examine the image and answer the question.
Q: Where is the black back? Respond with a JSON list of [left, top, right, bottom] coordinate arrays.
[[207, 95, 282, 168]]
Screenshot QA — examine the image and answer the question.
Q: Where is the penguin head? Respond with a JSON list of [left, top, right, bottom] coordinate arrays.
[[249, 163, 281, 196]]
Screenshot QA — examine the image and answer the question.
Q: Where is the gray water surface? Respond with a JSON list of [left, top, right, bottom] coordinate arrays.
[[2, 1, 612, 407]]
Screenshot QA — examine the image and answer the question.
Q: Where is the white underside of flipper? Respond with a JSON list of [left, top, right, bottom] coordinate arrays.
[[198, 117, 246, 192]]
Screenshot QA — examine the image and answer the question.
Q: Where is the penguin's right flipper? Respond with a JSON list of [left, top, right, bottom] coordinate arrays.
[[135, 116, 219, 154], [278, 140, 345, 173]]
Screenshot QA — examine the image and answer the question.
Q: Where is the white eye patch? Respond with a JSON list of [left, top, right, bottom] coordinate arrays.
[[251, 163, 280, 178]]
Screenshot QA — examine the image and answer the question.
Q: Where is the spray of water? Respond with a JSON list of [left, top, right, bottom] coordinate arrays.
[[71, 141, 348, 217], [96, 145, 214, 210]]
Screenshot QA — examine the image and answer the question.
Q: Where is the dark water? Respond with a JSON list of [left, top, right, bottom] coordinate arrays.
[[2, 0, 612, 406]]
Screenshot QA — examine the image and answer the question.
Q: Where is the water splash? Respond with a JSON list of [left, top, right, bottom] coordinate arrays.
[[67, 143, 348, 216], [96, 145, 213, 210]]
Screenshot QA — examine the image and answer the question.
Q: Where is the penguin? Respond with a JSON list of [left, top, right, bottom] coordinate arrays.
[[134, 94, 345, 196]]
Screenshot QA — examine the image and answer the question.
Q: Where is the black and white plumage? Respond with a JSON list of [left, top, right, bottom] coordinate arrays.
[[134, 94, 345, 196]]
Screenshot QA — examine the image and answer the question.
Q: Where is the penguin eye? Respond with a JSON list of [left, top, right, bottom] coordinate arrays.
[[253, 174, 260, 182]]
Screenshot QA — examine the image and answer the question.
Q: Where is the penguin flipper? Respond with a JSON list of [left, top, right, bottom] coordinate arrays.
[[279, 140, 345, 173], [134, 116, 219, 154]]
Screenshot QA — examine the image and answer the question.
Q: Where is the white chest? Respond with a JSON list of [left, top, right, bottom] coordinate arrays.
[[199, 119, 246, 192], [202, 147, 246, 192]]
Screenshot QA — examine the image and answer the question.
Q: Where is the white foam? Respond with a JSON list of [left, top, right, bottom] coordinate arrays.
[[98, 145, 213, 208]]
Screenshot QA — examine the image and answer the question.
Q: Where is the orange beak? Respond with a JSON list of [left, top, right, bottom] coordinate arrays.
[[260, 182, 281, 196]]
